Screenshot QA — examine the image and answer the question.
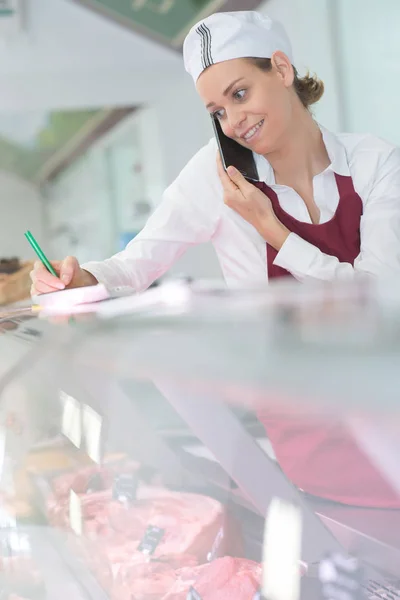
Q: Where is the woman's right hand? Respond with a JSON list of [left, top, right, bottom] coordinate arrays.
[[30, 256, 98, 296]]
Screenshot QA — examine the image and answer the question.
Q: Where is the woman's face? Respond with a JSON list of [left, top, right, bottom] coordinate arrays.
[[196, 55, 296, 156]]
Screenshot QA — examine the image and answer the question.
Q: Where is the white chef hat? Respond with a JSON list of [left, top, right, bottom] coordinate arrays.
[[183, 11, 293, 84]]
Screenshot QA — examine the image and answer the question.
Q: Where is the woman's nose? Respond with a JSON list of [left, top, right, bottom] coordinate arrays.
[[226, 109, 246, 135]]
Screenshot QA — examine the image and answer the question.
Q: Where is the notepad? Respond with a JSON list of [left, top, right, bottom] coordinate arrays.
[[32, 283, 110, 308]]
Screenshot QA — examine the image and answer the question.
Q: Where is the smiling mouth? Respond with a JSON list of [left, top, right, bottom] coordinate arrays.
[[241, 119, 264, 142]]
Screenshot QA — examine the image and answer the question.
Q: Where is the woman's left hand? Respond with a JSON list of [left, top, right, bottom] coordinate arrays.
[[217, 153, 290, 251]]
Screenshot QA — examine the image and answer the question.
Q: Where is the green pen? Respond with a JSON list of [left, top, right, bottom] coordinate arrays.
[[24, 230, 58, 278]]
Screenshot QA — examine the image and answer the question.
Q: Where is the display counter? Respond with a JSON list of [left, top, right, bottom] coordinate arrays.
[[0, 279, 398, 599]]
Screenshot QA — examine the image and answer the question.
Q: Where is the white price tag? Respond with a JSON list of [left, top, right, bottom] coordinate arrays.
[[262, 498, 302, 600], [61, 391, 81, 448], [82, 404, 102, 464], [8, 531, 30, 554], [69, 490, 82, 536]]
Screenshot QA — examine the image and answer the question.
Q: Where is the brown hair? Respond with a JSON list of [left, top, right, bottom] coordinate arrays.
[[249, 57, 324, 109]]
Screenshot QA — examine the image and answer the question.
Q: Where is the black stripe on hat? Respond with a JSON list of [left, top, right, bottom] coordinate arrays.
[[196, 25, 206, 70], [196, 23, 214, 70], [202, 23, 214, 67], [199, 24, 212, 68]]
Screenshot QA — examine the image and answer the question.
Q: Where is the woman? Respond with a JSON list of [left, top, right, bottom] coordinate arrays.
[[31, 11, 400, 507]]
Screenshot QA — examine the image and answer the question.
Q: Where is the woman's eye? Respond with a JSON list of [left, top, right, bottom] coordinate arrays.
[[213, 109, 225, 120], [234, 89, 246, 100]]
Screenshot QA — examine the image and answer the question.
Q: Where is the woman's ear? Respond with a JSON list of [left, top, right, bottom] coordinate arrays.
[[271, 51, 294, 87]]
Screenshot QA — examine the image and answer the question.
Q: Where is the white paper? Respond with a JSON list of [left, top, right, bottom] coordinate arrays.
[[262, 498, 302, 600], [60, 391, 81, 448], [33, 284, 109, 309], [97, 282, 191, 318], [69, 490, 82, 536], [82, 404, 102, 464], [8, 531, 30, 554]]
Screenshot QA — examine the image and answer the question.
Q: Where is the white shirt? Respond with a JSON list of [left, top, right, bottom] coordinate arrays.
[[82, 126, 400, 290]]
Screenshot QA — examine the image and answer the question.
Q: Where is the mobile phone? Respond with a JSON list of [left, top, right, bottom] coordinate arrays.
[[211, 116, 259, 182]]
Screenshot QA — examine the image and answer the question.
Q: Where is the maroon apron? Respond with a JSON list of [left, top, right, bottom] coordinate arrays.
[[254, 174, 400, 507]]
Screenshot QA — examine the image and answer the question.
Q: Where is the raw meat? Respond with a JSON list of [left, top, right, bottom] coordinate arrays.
[[163, 557, 262, 600], [46, 461, 139, 527], [106, 489, 226, 562], [53, 485, 228, 563], [111, 556, 262, 600], [50, 460, 139, 500], [77, 489, 227, 588], [112, 555, 199, 600], [44, 466, 243, 596]]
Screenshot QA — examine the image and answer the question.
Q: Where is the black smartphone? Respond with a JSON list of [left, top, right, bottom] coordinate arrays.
[[211, 116, 259, 182]]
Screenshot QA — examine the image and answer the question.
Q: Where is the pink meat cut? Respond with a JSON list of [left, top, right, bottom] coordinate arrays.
[[47, 462, 139, 527], [79, 489, 228, 589], [163, 557, 262, 600], [111, 555, 199, 600], [112, 557, 261, 600], [50, 461, 139, 502], [45, 465, 244, 596], [55, 486, 228, 563]]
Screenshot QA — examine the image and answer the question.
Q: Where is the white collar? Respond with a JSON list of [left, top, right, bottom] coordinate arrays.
[[254, 124, 350, 184], [319, 125, 350, 177]]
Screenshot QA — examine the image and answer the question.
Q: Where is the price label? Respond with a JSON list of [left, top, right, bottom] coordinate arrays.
[[8, 531, 30, 555], [187, 587, 202, 600], [113, 473, 138, 503], [262, 498, 302, 600], [82, 404, 102, 464], [137, 525, 164, 556], [319, 553, 363, 600], [61, 392, 81, 449], [69, 490, 82, 536]]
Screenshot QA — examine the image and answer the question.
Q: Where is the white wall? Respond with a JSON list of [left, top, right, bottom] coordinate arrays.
[[45, 148, 113, 264], [260, 0, 400, 143], [336, 0, 400, 144], [259, 0, 344, 132], [46, 110, 165, 263], [0, 171, 43, 259]]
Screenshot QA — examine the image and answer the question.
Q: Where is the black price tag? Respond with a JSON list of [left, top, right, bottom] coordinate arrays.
[[86, 472, 103, 493], [137, 525, 164, 556], [319, 553, 363, 600], [187, 587, 203, 600], [113, 473, 138, 503]]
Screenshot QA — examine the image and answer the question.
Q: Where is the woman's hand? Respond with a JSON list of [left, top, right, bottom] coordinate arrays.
[[30, 256, 98, 296], [217, 153, 290, 250]]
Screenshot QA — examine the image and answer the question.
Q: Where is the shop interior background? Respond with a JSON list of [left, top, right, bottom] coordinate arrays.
[[0, 0, 398, 281]]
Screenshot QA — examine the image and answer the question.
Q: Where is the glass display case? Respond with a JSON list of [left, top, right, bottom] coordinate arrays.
[[0, 278, 399, 600]]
